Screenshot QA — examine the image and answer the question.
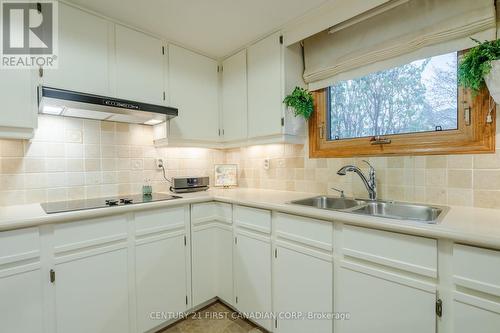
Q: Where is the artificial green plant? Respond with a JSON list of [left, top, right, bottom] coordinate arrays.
[[283, 86, 314, 119], [458, 38, 500, 93]]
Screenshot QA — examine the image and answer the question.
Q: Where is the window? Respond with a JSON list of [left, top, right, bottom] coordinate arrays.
[[309, 51, 496, 158], [329, 52, 458, 140]]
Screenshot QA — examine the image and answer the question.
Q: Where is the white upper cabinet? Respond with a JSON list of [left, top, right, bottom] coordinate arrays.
[[168, 44, 219, 143], [222, 50, 247, 143], [43, 3, 112, 96], [0, 70, 36, 139], [115, 25, 165, 105], [247, 32, 306, 143], [247, 32, 283, 139]]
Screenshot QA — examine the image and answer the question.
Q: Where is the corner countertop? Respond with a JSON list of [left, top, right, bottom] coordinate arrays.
[[0, 188, 499, 250]]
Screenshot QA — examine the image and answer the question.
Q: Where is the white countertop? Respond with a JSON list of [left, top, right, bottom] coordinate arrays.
[[1, 188, 500, 250]]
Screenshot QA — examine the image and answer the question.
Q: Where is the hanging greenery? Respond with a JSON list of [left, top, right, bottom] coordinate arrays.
[[283, 87, 314, 119], [458, 38, 500, 93]]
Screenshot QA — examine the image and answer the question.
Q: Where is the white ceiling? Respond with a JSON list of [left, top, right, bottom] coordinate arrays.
[[65, 0, 329, 59]]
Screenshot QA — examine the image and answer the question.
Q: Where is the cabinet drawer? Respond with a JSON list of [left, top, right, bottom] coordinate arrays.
[[342, 225, 437, 278], [275, 213, 332, 250], [453, 244, 500, 297], [135, 206, 186, 236], [0, 228, 40, 265], [234, 205, 271, 234], [191, 202, 232, 225], [54, 215, 127, 253]]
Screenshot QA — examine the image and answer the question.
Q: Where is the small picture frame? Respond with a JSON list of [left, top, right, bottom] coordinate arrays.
[[214, 164, 238, 187]]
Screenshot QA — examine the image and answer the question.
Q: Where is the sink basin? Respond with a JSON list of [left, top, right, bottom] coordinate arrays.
[[351, 201, 446, 223], [289, 196, 448, 223], [290, 196, 367, 210]]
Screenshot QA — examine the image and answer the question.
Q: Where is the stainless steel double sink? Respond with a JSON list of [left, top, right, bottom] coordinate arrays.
[[289, 196, 448, 223]]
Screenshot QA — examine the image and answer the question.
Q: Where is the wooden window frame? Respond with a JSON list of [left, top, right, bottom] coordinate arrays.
[[309, 61, 496, 158]]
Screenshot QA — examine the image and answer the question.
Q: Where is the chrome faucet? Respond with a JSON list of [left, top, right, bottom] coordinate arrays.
[[337, 160, 377, 200]]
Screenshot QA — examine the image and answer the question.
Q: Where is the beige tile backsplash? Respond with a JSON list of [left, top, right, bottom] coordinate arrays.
[[225, 112, 500, 209], [1, 114, 500, 210], [0, 115, 223, 206], [226, 140, 500, 209]]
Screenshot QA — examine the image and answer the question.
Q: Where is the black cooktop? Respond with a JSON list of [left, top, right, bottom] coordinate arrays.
[[41, 193, 182, 214]]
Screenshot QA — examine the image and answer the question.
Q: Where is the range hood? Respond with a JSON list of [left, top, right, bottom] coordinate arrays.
[[38, 86, 178, 125]]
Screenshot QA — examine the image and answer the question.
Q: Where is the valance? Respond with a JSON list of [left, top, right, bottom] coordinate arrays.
[[303, 0, 497, 90]]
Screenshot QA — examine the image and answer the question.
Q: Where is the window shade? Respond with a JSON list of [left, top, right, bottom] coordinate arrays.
[[303, 0, 497, 90]]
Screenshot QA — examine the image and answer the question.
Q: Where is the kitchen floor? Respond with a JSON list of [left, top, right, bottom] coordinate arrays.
[[159, 302, 265, 333]]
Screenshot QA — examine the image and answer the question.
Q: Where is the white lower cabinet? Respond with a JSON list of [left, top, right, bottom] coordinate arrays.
[[4, 202, 500, 333], [336, 263, 436, 333], [53, 215, 130, 333], [274, 247, 333, 333], [234, 204, 273, 331], [55, 248, 129, 333], [0, 228, 44, 332], [134, 206, 190, 333], [452, 244, 500, 333], [235, 231, 273, 331], [453, 293, 500, 333], [273, 213, 333, 333], [191, 202, 233, 306], [336, 225, 438, 333]]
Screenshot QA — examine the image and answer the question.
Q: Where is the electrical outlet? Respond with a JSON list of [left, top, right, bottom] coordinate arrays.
[[156, 158, 164, 169], [263, 158, 270, 170]]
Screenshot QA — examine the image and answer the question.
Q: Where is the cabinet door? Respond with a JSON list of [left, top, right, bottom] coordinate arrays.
[[247, 32, 283, 139], [192, 227, 217, 305], [0, 270, 44, 332], [453, 293, 500, 333], [134, 206, 189, 333], [0, 228, 43, 332], [169, 44, 219, 142], [115, 25, 164, 104], [222, 50, 247, 142], [336, 264, 436, 333], [215, 227, 234, 305], [452, 245, 500, 332], [0, 70, 36, 138], [136, 235, 187, 332], [235, 233, 272, 331], [55, 249, 129, 333], [274, 246, 332, 333], [192, 225, 234, 307], [43, 3, 111, 95]]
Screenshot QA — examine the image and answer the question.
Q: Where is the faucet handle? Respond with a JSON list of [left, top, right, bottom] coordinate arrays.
[[331, 187, 345, 198]]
